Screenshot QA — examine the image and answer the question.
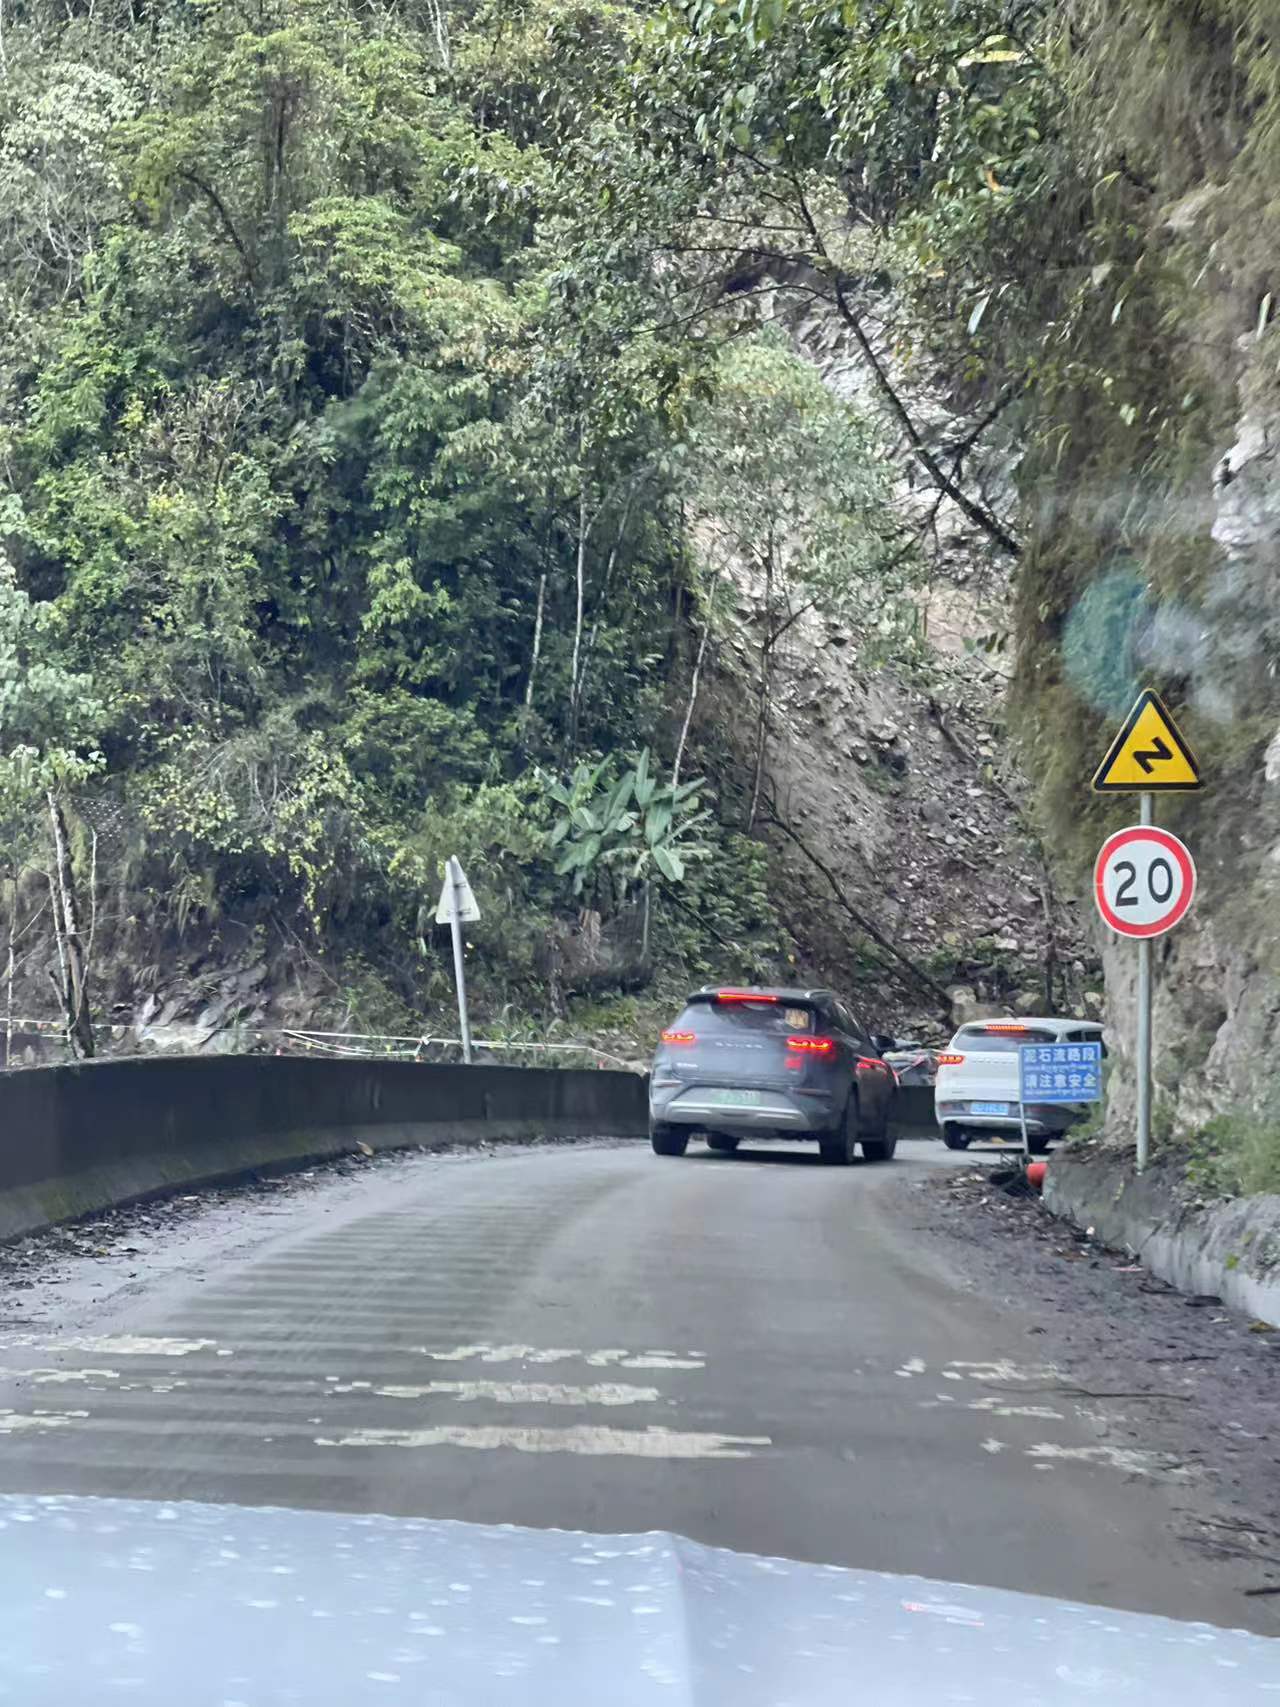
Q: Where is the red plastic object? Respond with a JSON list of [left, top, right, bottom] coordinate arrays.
[[1026, 1160, 1048, 1192]]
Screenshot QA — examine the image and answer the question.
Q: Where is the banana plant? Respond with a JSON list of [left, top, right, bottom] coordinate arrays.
[[547, 748, 709, 903]]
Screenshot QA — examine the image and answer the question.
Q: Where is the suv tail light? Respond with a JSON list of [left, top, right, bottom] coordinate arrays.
[[937, 1052, 965, 1066], [786, 1036, 835, 1054], [714, 990, 778, 1003], [661, 1030, 696, 1045]]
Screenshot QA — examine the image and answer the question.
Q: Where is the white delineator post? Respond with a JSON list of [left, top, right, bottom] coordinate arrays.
[[1134, 791, 1153, 1173], [447, 856, 474, 1065]]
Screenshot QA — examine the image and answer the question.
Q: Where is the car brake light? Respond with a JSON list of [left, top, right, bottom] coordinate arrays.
[[714, 990, 778, 1003], [661, 1030, 696, 1045], [982, 1023, 1028, 1033], [937, 1053, 965, 1066], [786, 1036, 835, 1053]]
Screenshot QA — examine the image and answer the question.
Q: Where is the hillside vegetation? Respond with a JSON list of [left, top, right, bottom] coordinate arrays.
[[0, 0, 924, 1041], [6, 0, 1277, 1134]]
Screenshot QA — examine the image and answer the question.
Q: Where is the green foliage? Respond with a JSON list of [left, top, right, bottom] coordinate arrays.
[[682, 332, 912, 638], [623, 0, 1280, 878], [1187, 1109, 1280, 1200], [0, 0, 951, 1029], [0, 0, 706, 969], [0, 554, 104, 817], [547, 749, 710, 901]]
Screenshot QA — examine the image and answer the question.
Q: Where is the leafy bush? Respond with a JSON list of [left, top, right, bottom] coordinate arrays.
[[1187, 1110, 1280, 1200]]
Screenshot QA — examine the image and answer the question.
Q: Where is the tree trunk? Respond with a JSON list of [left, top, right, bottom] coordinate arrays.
[[577, 485, 639, 725], [3, 879, 14, 1070], [672, 566, 723, 789], [569, 488, 588, 747], [1040, 874, 1059, 1012], [524, 571, 547, 712], [46, 791, 94, 1058], [746, 548, 774, 831], [46, 870, 70, 1044]]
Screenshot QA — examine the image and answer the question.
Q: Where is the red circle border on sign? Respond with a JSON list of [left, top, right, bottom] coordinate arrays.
[[1093, 825, 1197, 939]]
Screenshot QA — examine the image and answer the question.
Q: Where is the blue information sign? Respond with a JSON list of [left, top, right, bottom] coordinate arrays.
[[1018, 1041, 1103, 1106]]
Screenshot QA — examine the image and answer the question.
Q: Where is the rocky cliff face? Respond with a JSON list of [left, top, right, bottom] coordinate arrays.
[[1103, 395, 1280, 1154], [700, 290, 1099, 1038]]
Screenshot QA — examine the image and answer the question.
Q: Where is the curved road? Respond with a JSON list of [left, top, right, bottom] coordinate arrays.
[[0, 1139, 1253, 1627]]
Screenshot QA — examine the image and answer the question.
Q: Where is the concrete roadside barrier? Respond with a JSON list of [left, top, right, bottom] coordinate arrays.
[[1045, 1144, 1280, 1328], [0, 1056, 649, 1244]]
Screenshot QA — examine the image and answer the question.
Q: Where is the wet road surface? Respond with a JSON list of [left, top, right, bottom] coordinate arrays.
[[0, 1139, 1262, 1629]]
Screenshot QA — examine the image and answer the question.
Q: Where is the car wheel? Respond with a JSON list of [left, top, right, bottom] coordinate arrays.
[[941, 1124, 970, 1151], [819, 1095, 858, 1166], [861, 1093, 895, 1161], [706, 1134, 739, 1153], [650, 1123, 689, 1157], [1027, 1133, 1051, 1156]]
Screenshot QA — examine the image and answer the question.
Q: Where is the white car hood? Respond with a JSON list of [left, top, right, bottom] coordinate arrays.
[[1, 1493, 1272, 1703]]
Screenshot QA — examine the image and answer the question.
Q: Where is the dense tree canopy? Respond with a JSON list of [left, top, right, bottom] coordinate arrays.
[[10, 0, 1242, 1039], [0, 0, 926, 1032]]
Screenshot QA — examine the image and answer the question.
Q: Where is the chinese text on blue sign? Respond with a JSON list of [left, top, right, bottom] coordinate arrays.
[[1018, 1042, 1103, 1106]]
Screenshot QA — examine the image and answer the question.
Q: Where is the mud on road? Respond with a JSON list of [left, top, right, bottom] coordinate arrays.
[[894, 1163, 1280, 1619]]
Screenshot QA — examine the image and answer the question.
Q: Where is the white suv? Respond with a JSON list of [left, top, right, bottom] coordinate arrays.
[[933, 1017, 1106, 1153]]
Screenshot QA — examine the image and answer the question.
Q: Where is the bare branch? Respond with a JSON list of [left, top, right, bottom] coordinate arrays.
[[178, 169, 257, 285], [760, 810, 954, 1014], [783, 173, 1021, 558]]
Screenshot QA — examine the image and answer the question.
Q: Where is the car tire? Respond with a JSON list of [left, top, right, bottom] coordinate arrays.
[[650, 1123, 689, 1157], [861, 1093, 896, 1162], [706, 1134, 739, 1153], [819, 1096, 858, 1166], [1027, 1133, 1051, 1155], [941, 1124, 970, 1151]]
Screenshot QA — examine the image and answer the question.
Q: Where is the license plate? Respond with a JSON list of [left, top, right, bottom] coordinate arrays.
[[706, 1089, 762, 1106], [971, 1102, 1011, 1117]]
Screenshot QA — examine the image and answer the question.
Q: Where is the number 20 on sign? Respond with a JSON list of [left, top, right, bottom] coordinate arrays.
[[1094, 823, 1197, 939]]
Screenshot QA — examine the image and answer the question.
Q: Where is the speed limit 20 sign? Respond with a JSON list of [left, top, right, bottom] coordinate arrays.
[[1094, 824, 1197, 939]]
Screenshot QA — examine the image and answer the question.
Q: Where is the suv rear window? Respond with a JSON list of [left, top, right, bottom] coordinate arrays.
[[953, 1025, 1055, 1054], [673, 998, 815, 1036]]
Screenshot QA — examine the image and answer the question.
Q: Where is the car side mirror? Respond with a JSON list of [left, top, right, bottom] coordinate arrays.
[[872, 1034, 896, 1055]]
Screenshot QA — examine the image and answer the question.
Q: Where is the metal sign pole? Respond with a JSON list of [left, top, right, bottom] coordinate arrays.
[[1017, 1045, 1031, 1163], [1092, 689, 1200, 1178], [1135, 792, 1153, 1173], [447, 857, 474, 1065]]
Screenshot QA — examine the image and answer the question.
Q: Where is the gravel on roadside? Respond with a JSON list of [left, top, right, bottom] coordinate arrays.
[[893, 1164, 1280, 1616]]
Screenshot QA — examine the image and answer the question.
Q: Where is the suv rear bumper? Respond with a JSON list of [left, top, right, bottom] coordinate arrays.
[[651, 1082, 841, 1134], [935, 1101, 1083, 1136]]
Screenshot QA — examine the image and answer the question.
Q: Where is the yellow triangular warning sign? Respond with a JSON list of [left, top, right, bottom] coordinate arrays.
[[1092, 689, 1203, 792]]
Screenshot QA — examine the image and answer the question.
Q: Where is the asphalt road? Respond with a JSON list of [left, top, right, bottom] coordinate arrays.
[[0, 1139, 1257, 1629]]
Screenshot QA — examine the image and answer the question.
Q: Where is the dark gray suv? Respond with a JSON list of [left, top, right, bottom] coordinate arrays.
[[648, 986, 898, 1165]]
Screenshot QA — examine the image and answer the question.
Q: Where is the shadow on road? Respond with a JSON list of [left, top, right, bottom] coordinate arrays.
[[684, 1144, 852, 1168]]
